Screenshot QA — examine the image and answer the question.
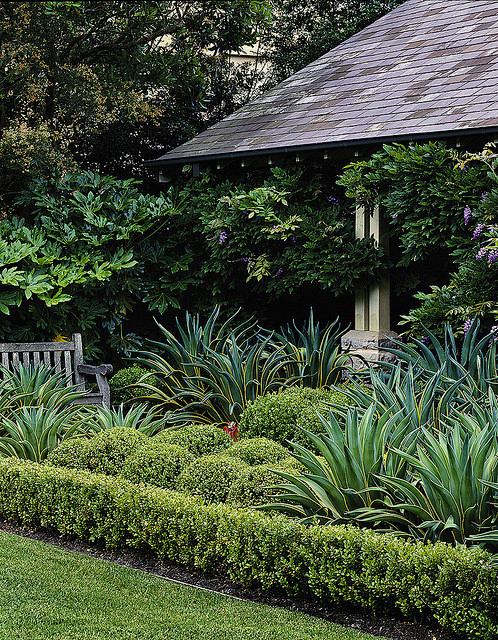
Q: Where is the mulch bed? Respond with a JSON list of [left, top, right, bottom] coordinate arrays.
[[0, 518, 458, 640]]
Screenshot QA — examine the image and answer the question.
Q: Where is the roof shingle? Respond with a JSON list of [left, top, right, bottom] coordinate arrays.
[[150, 0, 498, 166]]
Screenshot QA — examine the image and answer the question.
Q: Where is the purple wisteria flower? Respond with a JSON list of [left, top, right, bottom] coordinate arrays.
[[482, 193, 489, 202], [489, 326, 498, 345], [488, 248, 498, 265], [218, 231, 228, 244], [420, 336, 429, 345], [463, 318, 473, 335], [275, 268, 283, 277], [476, 247, 488, 260], [327, 195, 340, 206], [242, 256, 250, 263], [473, 224, 485, 240], [464, 205, 472, 225]]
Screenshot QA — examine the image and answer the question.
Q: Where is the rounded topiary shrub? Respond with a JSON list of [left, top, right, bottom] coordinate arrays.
[[227, 458, 301, 508], [109, 365, 150, 405], [83, 427, 148, 476], [121, 442, 194, 489], [45, 438, 90, 470], [153, 424, 232, 457], [239, 386, 352, 448], [176, 454, 249, 503], [223, 437, 287, 465]]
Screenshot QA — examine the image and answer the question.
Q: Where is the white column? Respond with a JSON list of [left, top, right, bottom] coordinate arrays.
[[368, 203, 390, 332], [354, 203, 370, 331]]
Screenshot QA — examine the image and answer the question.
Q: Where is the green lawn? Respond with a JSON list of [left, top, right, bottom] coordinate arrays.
[[0, 531, 385, 640]]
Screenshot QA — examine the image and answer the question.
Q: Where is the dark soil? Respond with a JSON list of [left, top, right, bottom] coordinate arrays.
[[0, 519, 458, 640]]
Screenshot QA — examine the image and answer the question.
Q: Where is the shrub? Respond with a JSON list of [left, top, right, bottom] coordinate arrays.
[[83, 427, 147, 476], [227, 459, 301, 508], [109, 366, 150, 405], [153, 424, 232, 457], [0, 364, 87, 412], [45, 438, 90, 470], [0, 458, 496, 639], [0, 405, 94, 463], [239, 386, 352, 447], [223, 437, 287, 465], [176, 454, 249, 503], [122, 443, 194, 489]]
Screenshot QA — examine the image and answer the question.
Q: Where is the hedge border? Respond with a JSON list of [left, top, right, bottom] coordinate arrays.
[[0, 458, 496, 639]]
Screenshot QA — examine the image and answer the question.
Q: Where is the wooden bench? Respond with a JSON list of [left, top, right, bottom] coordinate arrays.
[[0, 333, 113, 408]]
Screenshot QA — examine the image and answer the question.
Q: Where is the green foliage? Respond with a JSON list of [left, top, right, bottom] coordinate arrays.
[[399, 152, 498, 331], [0, 364, 95, 462], [188, 166, 384, 302], [338, 142, 498, 333], [153, 423, 232, 457], [177, 454, 250, 503], [82, 427, 147, 476], [0, 405, 92, 463], [122, 443, 194, 490], [0, 1, 272, 188], [110, 366, 150, 405], [262, 404, 417, 524], [239, 386, 352, 447], [0, 364, 87, 411], [262, 331, 498, 548], [227, 459, 301, 508], [269, 311, 349, 387], [353, 416, 498, 545], [0, 458, 496, 639], [223, 437, 287, 465], [334, 365, 467, 433], [137, 307, 296, 425], [91, 404, 169, 437], [0, 171, 189, 354], [138, 307, 353, 427], [338, 142, 489, 265], [45, 437, 90, 470], [382, 320, 498, 397]]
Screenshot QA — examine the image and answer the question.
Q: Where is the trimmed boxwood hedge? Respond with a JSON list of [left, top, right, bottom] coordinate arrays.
[[176, 454, 250, 503], [82, 427, 148, 476], [122, 443, 194, 489], [0, 458, 496, 639], [223, 438, 287, 465], [239, 386, 352, 449], [154, 424, 232, 457]]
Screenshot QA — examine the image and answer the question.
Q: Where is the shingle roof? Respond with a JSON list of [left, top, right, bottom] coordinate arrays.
[[149, 0, 498, 167]]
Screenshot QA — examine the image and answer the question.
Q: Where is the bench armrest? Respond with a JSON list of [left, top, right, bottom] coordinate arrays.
[[77, 364, 113, 408]]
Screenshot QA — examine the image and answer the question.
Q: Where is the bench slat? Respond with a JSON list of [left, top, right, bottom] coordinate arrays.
[[53, 350, 62, 374], [43, 351, 51, 367], [12, 352, 19, 369], [22, 352, 30, 367], [33, 352, 40, 368], [1, 353, 8, 370], [64, 350, 73, 385], [0, 342, 75, 353]]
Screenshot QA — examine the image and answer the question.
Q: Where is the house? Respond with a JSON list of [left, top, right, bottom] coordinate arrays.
[[148, 0, 498, 359]]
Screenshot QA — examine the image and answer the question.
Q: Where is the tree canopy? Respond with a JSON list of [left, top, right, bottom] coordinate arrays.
[[0, 0, 272, 196]]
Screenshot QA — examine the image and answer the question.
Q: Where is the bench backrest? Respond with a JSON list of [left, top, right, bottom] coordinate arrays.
[[0, 333, 85, 388]]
